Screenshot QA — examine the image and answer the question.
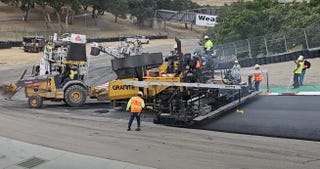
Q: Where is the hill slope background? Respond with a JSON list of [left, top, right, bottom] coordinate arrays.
[[0, 2, 200, 41]]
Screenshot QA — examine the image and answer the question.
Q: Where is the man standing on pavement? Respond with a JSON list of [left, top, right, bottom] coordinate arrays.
[[252, 64, 263, 91], [300, 56, 311, 86], [126, 91, 145, 131], [293, 55, 304, 89]]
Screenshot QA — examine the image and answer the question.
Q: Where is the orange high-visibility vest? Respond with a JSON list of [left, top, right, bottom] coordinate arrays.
[[130, 96, 143, 113], [195, 60, 201, 68], [253, 72, 263, 82]]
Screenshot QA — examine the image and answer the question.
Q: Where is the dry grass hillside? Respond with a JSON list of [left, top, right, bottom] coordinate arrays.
[[0, 1, 254, 39], [193, 0, 251, 6], [0, 2, 202, 41], [193, 0, 308, 6]]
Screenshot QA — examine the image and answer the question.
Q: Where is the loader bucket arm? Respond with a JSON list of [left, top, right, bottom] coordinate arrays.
[[0, 69, 27, 100], [0, 83, 20, 100], [19, 69, 27, 80]]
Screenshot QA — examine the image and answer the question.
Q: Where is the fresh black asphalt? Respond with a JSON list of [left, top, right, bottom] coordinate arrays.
[[194, 95, 320, 141]]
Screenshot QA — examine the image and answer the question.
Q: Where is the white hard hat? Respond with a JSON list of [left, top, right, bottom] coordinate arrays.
[[71, 65, 77, 69], [173, 44, 177, 49], [234, 60, 238, 63], [138, 91, 143, 96], [254, 64, 260, 68], [204, 35, 209, 39], [298, 55, 304, 61]]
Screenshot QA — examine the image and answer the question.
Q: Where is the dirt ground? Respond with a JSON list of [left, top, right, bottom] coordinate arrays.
[[0, 48, 40, 66], [0, 39, 182, 67]]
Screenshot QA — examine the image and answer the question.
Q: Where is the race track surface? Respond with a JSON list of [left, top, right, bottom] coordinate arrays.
[[195, 95, 320, 141]]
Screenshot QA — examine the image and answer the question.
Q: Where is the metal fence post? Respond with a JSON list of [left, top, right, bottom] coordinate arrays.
[[264, 36, 269, 57], [283, 33, 288, 52], [303, 29, 309, 49], [221, 45, 225, 57], [233, 42, 237, 56], [247, 39, 252, 58]]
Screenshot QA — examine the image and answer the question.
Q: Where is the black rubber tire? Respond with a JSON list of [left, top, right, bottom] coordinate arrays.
[[28, 95, 43, 108], [0, 41, 12, 49], [62, 99, 67, 104], [64, 84, 87, 107]]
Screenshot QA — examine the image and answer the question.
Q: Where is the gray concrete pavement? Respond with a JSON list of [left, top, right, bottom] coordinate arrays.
[[0, 136, 155, 169]]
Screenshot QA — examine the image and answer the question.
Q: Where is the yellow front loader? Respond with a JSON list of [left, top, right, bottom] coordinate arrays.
[[0, 69, 88, 108]]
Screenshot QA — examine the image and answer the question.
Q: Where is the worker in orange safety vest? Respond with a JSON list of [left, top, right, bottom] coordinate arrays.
[[195, 59, 201, 69], [252, 64, 263, 91], [126, 91, 145, 131]]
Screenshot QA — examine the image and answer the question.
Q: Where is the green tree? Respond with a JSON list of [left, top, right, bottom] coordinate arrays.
[[206, 0, 320, 44], [155, 0, 171, 10], [79, 0, 91, 10], [91, 0, 108, 18], [20, 0, 35, 21], [107, 0, 128, 23], [128, 0, 156, 25], [154, 0, 199, 10], [170, 0, 199, 11], [45, 0, 67, 33], [1, 0, 35, 21]]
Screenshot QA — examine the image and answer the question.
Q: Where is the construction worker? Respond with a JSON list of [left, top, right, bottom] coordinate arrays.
[[293, 55, 304, 88], [231, 60, 241, 84], [195, 57, 201, 69], [232, 60, 241, 72], [170, 44, 178, 56], [62, 65, 78, 86], [203, 35, 213, 54], [133, 39, 141, 54], [69, 65, 78, 80], [45, 42, 53, 53], [126, 91, 145, 131], [300, 56, 311, 86], [252, 64, 263, 91], [45, 42, 53, 61], [192, 56, 201, 82]]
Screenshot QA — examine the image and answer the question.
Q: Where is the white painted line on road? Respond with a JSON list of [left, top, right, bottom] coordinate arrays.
[[297, 92, 320, 95], [260, 92, 320, 96]]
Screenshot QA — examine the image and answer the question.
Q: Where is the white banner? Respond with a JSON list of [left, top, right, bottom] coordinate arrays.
[[195, 14, 217, 27], [70, 33, 86, 44]]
